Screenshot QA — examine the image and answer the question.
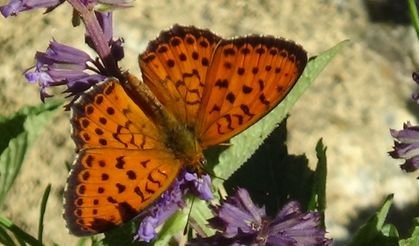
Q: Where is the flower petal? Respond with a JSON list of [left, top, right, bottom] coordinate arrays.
[[135, 170, 212, 242], [194, 189, 331, 245], [268, 201, 332, 246], [390, 122, 419, 172], [25, 40, 107, 100], [0, 0, 63, 17]]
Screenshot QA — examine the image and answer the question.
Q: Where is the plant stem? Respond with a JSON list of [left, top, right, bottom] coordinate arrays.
[[65, 0, 123, 81]]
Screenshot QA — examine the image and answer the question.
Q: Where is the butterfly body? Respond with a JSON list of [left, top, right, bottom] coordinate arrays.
[[64, 24, 307, 236], [124, 73, 205, 172]]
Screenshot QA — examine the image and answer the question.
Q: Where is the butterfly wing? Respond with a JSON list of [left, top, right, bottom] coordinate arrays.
[[139, 24, 221, 128], [139, 25, 307, 149], [64, 80, 182, 236], [196, 36, 307, 147]]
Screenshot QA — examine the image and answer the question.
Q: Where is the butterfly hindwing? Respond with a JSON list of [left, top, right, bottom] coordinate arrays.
[[65, 80, 182, 235], [65, 149, 181, 235]]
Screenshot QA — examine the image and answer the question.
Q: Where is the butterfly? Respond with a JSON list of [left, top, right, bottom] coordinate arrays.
[[63, 24, 307, 236]]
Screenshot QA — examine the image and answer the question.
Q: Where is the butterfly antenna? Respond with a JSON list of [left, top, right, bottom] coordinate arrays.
[[202, 165, 226, 183], [184, 196, 208, 238], [183, 196, 195, 236]]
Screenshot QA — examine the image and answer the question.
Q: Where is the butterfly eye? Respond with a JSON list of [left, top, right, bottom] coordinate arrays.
[[199, 156, 207, 166]]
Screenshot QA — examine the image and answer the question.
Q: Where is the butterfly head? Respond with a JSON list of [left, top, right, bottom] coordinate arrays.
[[174, 132, 206, 175], [185, 150, 207, 177]]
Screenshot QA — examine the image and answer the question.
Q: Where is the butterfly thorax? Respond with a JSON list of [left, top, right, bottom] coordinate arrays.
[[124, 73, 205, 173], [163, 122, 205, 172]]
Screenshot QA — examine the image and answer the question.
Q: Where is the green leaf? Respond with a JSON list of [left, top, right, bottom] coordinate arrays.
[[223, 119, 313, 215], [210, 40, 349, 188], [154, 198, 214, 245], [189, 199, 214, 237], [410, 218, 419, 237], [76, 237, 90, 246], [0, 100, 63, 205], [400, 218, 419, 246], [348, 194, 399, 246], [0, 184, 56, 246], [401, 237, 419, 246], [408, 0, 419, 39], [0, 215, 41, 246], [381, 224, 399, 238], [308, 138, 327, 211], [154, 210, 187, 245], [90, 236, 106, 246], [38, 184, 51, 244], [102, 220, 139, 246], [306, 139, 328, 227], [0, 226, 18, 246]]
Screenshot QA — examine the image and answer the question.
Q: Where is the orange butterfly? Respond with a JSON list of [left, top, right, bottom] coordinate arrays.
[[64, 25, 307, 236]]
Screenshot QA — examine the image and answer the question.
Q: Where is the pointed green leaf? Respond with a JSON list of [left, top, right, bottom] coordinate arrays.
[[410, 218, 419, 237], [0, 100, 63, 205], [0, 215, 41, 246], [381, 224, 399, 238], [189, 199, 214, 236], [408, 0, 419, 39], [154, 198, 214, 245], [154, 210, 187, 245], [348, 194, 399, 245], [102, 220, 138, 246], [38, 184, 51, 244], [307, 138, 328, 228], [0, 226, 18, 246], [400, 218, 419, 246]]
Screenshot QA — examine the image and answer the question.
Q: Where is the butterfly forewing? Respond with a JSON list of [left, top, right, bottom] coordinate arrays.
[[65, 80, 182, 235], [197, 36, 307, 147], [139, 25, 307, 148], [139, 25, 221, 127]]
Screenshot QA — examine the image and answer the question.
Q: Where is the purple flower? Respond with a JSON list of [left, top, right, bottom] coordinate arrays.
[[134, 170, 213, 243], [189, 188, 332, 246], [410, 72, 419, 103], [0, 0, 64, 17], [4, 0, 126, 102], [85, 11, 124, 62], [389, 122, 419, 172], [25, 41, 107, 101], [390, 73, 419, 172], [0, 0, 131, 17]]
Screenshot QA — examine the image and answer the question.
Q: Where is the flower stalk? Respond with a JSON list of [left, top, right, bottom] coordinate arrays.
[[66, 0, 123, 81]]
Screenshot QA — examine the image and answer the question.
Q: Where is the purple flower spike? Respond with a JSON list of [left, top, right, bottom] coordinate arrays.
[[184, 171, 213, 201], [190, 188, 331, 246], [25, 40, 106, 101], [0, 0, 63, 17], [269, 201, 331, 246], [411, 72, 419, 103], [389, 122, 419, 172], [86, 12, 124, 62], [389, 72, 419, 173], [134, 170, 213, 243], [135, 179, 185, 243]]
